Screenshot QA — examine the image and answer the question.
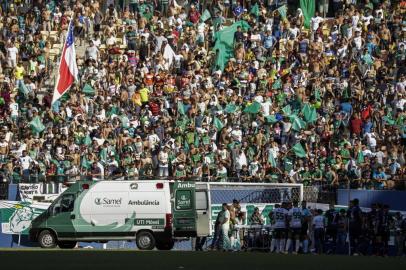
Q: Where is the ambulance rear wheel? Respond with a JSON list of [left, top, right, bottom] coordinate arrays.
[[38, 230, 57, 248], [156, 240, 175, 250], [58, 241, 77, 249], [136, 231, 156, 250]]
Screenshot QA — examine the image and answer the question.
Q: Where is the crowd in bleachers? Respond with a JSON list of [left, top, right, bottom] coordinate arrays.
[[0, 0, 405, 190]]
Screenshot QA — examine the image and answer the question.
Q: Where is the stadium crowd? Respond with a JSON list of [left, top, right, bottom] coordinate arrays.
[[209, 199, 406, 256], [0, 0, 405, 190]]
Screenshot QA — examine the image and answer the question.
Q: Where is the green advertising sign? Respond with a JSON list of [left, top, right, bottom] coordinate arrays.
[[134, 218, 164, 226], [175, 190, 192, 210]]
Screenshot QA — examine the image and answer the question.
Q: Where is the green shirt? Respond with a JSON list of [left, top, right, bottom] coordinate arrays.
[[301, 171, 312, 186], [312, 169, 322, 180], [283, 157, 293, 173], [192, 153, 202, 163]]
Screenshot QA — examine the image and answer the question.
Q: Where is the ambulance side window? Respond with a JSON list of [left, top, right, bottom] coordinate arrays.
[[50, 197, 62, 216], [195, 191, 208, 211], [60, 194, 75, 212]]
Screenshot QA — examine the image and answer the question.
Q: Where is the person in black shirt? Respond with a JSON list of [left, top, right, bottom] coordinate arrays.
[[139, 36, 150, 62], [376, 204, 393, 256], [325, 203, 338, 253], [239, 165, 250, 182], [234, 26, 243, 46], [347, 198, 362, 255]]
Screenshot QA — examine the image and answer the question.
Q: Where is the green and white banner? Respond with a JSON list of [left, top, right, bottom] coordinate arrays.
[[0, 201, 49, 235], [19, 183, 67, 203]]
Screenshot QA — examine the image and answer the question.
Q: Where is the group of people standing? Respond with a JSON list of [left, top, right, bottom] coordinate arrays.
[[208, 199, 406, 256]]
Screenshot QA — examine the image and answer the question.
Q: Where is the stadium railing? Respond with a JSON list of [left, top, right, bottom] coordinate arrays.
[[2, 174, 406, 205]]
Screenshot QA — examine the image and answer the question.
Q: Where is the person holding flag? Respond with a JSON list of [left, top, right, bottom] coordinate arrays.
[[52, 18, 78, 105]]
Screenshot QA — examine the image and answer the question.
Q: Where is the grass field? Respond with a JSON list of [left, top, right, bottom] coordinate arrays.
[[0, 250, 405, 270]]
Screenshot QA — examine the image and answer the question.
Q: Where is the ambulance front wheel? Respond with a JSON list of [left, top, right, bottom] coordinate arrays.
[[38, 230, 57, 248], [136, 231, 156, 250]]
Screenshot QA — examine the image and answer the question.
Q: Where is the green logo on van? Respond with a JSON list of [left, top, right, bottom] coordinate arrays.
[[176, 190, 192, 210]]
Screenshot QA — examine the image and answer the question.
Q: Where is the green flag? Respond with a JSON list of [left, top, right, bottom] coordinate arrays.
[[83, 135, 92, 146], [100, 148, 108, 163], [200, 9, 211, 22], [29, 116, 45, 134], [213, 117, 224, 130], [50, 159, 60, 166], [250, 3, 260, 17], [289, 114, 307, 131], [356, 150, 364, 164], [83, 83, 95, 95], [81, 156, 91, 169], [396, 115, 405, 127], [277, 5, 287, 19], [268, 152, 277, 167], [292, 143, 307, 158], [383, 115, 395, 126], [243, 102, 261, 114], [194, 133, 200, 147], [121, 115, 129, 128], [265, 115, 278, 124], [19, 82, 29, 96], [213, 20, 251, 71], [177, 101, 186, 115], [184, 140, 190, 152], [300, 0, 316, 29], [272, 78, 282, 89], [282, 105, 292, 116], [302, 103, 317, 123], [225, 104, 237, 114]]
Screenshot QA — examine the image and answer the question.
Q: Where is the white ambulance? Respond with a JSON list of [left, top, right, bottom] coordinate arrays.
[[29, 180, 212, 250]]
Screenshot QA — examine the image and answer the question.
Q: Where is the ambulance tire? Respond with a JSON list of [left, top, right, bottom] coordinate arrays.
[[156, 239, 175, 250], [58, 241, 77, 249], [38, 230, 57, 249], [136, 231, 156, 250]]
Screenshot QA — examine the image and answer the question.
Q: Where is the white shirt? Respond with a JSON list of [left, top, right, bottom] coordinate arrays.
[[7, 47, 18, 60], [313, 215, 325, 229], [362, 15, 373, 26], [261, 100, 272, 116], [235, 152, 247, 170], [231, 129, 242, 142], [148, 134, 160, 148], [86, 45, 99, 61], [97, 162, 105, 178], [364, 132, 377, 147], [288, 207, 303, 228], [10, 103, 19, 116], [311, 16, 323, 31], [20, 155, 33, 170], [396, 98, 406, 110], [249, 161, 260, 176], [352, 15, 360, 27], [353, 36, 363, 50], [273, 208, 288, 229], [158, 151, 169, 167], [222, 209, 230, 229], [106, 36, 117, 46]]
